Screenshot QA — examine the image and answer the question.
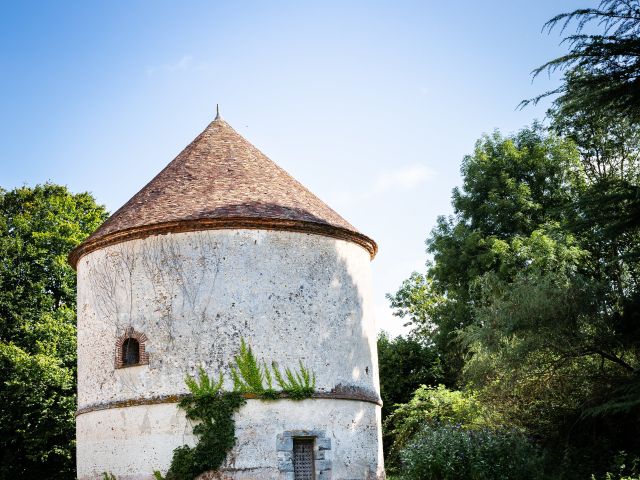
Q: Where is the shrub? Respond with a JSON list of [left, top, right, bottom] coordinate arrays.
[[399, 423, 545, 480], [591, 451, 640, 480], [384, 385, 496, 470]]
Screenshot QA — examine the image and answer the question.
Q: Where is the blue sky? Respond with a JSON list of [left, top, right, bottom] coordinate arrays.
[[1, 0, 587, 335]]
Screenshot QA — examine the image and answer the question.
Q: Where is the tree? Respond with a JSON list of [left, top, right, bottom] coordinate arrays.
[[377, 332, 444, 468], [525, 0, 640, 121], [0, 184, 107, 480], [390, 117, 640, 477], [460, 224, 640, 478], [388, 126, 583, 381], [377, 332, 444, 419], [549, 71, 640, 183]]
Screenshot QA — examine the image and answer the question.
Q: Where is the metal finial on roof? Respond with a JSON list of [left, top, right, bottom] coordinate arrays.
[[215, 104, 221, 120]]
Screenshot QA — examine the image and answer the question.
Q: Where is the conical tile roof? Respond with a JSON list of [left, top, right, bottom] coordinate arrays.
[[69, 116, 377, 268]]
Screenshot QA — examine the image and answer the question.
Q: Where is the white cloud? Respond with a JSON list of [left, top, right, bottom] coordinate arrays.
[[146, 55, 195, 77], [374, 164, 433, 193], [330, 164, 434, 206]]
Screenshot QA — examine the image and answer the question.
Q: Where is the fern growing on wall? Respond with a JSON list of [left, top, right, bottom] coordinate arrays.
[[155, 339, 317, 480], [272, 360, 316, 399], [231, 338, 316, 400], [184, 366, 223, 397], [230, 338, 265, 394]]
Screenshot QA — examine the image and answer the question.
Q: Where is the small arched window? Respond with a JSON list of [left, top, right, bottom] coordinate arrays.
[[115, 327, 149, 369], [122, 338, 140, 366]]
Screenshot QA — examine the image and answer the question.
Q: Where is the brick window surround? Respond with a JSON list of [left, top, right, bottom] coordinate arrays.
[[277, 430, 331, 480], [114, 327, 149, 369]]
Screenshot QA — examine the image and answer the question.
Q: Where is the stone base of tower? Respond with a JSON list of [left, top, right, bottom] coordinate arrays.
[[76, 398, 385, 480]]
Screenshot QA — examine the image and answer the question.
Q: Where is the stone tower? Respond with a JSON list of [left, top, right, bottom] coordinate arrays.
[[71, 113, 384, 479]]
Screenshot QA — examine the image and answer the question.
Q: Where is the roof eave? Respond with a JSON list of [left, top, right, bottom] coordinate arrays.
[[68, 217, 378, 269]]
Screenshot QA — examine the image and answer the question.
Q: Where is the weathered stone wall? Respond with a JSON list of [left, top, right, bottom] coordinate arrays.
[[77, 399, 383, 479], [76, 229, 383, 479]]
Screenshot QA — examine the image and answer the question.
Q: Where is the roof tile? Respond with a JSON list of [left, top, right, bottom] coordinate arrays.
[[69, 117, 376, 267]]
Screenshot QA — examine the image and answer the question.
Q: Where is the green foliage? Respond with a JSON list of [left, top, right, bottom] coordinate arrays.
[[377, 332, 445, 470], [102, 473, 117, 480], [161, 368, 246, 480], [159, 341, 317, 479], [0, 184, 107, 348], [386, 273, 439, 335], [230, 338, 315, 400], [377, 332, 444, 420], [389, 126, 582, 378], [261, 361, 279, 399], [451, 126, 581, 236], [390, 114, 640, 477], [549, 74, 640, 184], [184, 366, 223, 397], [526, 1, 640, 121], [384, 385, 497, 471], [271, 360, 316, 399], [0, 184, 107, 480], [398, 424, 545, 480], [599, 473, 640, 479], [230, 338, 264, 394], [459, 197, 640, 478], [0, 343, 77, 479], [591, 451, 640, 480]]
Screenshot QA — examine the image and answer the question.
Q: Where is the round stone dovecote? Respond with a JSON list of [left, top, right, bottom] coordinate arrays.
[[72, 115, 385, 480]]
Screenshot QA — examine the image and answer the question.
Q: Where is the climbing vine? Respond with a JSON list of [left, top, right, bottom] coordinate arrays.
[[155, 368, 244, 480], [155, 339, 316, 480]]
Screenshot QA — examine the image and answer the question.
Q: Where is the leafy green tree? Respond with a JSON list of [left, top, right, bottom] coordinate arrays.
[[377, 332, 444, 419], [389, 3, 640, 474], [390, 115, 640, 477], [0, 184, 107, 480], [526, 0, 640, 121], [388, 126, 583, 380], [461, 226, 640, 478], [549, 72, 640, 183]]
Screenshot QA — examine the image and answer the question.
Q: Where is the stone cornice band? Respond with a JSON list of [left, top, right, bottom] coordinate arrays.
[[76, 390, 383, 417], [69, 217, 378, 269]]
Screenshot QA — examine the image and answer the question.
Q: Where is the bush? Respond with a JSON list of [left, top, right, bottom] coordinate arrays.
[[591, 451, 640, 480], [384, 385, 496, 470], [377, 332, 444, 421], [399, 423, 544, 480]]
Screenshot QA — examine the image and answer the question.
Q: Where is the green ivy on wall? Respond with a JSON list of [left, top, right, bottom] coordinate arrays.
[[155, 338, 316, 480]]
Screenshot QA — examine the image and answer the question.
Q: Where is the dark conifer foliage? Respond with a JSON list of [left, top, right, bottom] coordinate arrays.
[[525, 0, 640, 120]]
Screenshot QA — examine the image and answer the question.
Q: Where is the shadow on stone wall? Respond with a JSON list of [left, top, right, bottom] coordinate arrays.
[[78, 222, 385, 479]]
